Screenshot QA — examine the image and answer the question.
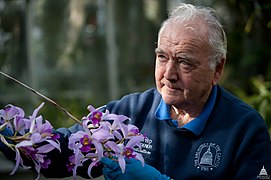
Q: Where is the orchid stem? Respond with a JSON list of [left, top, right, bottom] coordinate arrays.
[[0, 71, 82, 125]]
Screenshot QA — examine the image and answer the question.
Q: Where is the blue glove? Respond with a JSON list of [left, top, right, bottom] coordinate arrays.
[[100, 157, 170, 180]]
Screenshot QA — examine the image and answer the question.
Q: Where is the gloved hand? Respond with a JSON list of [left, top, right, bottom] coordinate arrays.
[[100, 157, 170, 180]]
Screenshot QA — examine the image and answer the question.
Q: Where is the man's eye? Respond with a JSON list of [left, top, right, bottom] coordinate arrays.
[[157, 55, 167, 61], [177, 59, 191, 66]]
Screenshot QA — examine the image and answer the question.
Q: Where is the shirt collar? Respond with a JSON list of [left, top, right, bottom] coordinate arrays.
[[155, 85, 217, 136]]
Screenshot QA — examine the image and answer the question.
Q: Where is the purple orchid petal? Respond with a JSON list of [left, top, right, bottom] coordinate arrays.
[[102, 114, 129, 123], [11, 146, 31, 173], [33, 160, 41, 180], [50, 133, 60, 140], [16, 140, 33, 148], [68, 141, 82, 150], [109, 119, 120, 131], [109, 119, 129, 139], [72, 149, 85, 179], [0, 105, 25, 134], [13, 116, 26, 134], [66, 162, 75, 172], [35, 116, 43, 131], [112, 130, 123, 140], [37, 144, 56, 154], [23, 118, 31, 129], [87, 161, 98, 179], [72, 165, 78, 180], [46, 139, 61, 152], [0, 109, 6, 119], [134, 152, 145, 166], [105, 141, 121, 154], [123, 147, 136, 159], [87, 105, 96, 113], [79, 134, 91, 152], [82, 123, 91, 136], [127, 124, 140, 136], [82, 119, 92, 128], [0, 105, 25, 121], [29, 102, 45, 133], [20, 161, 32, 170], [29, 117, 36, 134], [35, 153, 46, 164], [91, 140, 103, 159], [74, 148, 85, 165], [84, 152, 99, 162], [31, 132, 42, 144], [40, 158, 51, 169], [120, 123, 128, 138], [103, 109, 109, 116], [91, 126, 114, 142], [90, 111, 103, 125], [68, 131, 86, 150], [79, 145, 91, 153], [99, 121, 111, 132], [126, 135, 144, 149], [38, 119, 53, 135], [118, 155, 126, 173], [69, 155, 75, 163], [35, 116, 52, 136], [66, 164, 74, 172], [20, 146, 37, 158], [10, 147, 21, 175], [66, 155, 76, 173]]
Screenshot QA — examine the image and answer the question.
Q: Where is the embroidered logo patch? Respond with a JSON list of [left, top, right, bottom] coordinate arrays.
[[194, 142, 222, 171], [134, 137, 152, 155], [257, 166, 270, 179]]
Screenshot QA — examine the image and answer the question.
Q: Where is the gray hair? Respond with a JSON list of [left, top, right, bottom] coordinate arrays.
[[158, 3, 227, 70]]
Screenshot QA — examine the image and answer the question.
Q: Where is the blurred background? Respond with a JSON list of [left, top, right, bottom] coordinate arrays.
[[0, 0, 270, 179]]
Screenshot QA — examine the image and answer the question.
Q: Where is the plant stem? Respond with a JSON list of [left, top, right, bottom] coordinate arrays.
[[0, 71, 82, 125]]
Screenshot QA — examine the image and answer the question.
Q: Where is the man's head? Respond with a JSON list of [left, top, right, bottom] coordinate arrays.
[[155, 3, 227, 109]]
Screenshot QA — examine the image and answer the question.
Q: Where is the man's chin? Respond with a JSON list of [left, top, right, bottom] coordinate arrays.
[[162, 94, 181, 105]]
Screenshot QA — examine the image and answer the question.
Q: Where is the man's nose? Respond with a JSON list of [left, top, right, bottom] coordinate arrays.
[[164, 60, 178, 81]]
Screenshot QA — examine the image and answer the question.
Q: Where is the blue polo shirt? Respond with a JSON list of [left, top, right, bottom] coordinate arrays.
[[155, 85, 217, 136]]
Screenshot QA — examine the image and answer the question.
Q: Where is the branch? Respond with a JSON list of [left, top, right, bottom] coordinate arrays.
[[0, 71, 82, 125]]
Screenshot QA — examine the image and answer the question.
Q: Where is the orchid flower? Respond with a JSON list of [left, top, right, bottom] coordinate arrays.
[[0, 104, 25, 133], [0, 102, 61, 180], [0, 104, 25, 121], [68, 130, 102, 179], [104, 134, 145, 173], [66, 105, 147, 179], [1, 102, 147, 180]]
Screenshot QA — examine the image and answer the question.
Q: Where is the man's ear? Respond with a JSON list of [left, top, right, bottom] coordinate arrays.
[[212, 58, 226, 85]]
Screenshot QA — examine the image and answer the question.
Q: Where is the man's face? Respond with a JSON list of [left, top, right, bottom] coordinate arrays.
[[155, 22, 221, 108]]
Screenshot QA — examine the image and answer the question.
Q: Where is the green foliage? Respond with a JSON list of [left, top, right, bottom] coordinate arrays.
[[235, 77, 271, 134], [249, 78, 271, 134]]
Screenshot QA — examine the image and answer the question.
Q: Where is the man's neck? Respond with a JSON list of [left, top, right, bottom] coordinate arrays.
[[170, 94, 210, 126]]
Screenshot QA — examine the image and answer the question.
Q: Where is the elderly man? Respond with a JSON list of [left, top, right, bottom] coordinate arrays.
[[100, 3, 271, 179], [1, 3, 271, 180]]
